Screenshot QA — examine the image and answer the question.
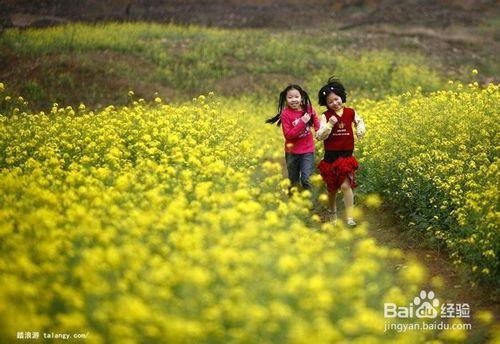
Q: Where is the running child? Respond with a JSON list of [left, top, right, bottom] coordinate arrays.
[[266, 84, 319, 192], [316, 77, 366, 226]]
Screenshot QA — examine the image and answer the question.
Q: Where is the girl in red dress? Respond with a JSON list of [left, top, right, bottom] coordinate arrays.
[[316, 78, 366, 226]]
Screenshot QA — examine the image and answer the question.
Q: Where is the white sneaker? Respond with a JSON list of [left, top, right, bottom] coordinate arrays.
[[346, 218, 357, 227]]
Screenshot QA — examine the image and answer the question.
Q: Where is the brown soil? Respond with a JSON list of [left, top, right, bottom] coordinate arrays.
[[213, 73, 303, 97], [4, 0, 498, 30], [0, 49, 180, 109]]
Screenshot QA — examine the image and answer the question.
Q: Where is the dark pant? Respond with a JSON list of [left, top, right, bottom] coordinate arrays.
[[324, 150, 353, 163], [285, 152, 314, 190]]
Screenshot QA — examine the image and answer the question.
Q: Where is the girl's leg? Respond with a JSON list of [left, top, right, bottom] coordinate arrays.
[[299, 153, 314, 190], [328, 189, 338, 223], [340, 178, 355, 220], [285, 153, 300, 193], [328, 189, 338, 212]]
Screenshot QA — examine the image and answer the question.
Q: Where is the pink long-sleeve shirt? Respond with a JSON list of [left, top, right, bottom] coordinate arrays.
[[281, 106, 320, 154]]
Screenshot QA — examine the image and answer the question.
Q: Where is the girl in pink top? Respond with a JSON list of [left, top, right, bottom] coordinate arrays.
[[266, 84, 319, 192]]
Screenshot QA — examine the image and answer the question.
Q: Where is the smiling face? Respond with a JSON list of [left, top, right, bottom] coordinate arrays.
[[285, 88, 302, 110], [326, 92, 343, 111]]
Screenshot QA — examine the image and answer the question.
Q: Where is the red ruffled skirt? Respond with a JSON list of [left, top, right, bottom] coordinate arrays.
[[317, 156, 359, 192]]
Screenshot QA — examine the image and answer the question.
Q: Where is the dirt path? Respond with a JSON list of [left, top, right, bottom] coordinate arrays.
[[321, 201, 499, 341], [360, 204, 499, 311]]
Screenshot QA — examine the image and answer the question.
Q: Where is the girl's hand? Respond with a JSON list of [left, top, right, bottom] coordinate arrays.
[[357, 128, 365, 140], [328, 116, 338, 125], [301, 113, 311, 123]]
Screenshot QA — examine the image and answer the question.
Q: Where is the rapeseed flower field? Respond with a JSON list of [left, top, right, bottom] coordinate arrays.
[[0, 22, 498, 343], [1, 91, 438, 343], [357, 82, 499, 285]]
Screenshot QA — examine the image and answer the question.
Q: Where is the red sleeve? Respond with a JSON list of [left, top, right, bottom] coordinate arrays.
[[311, 108, 320, 131], [281, 109, 306, 140]]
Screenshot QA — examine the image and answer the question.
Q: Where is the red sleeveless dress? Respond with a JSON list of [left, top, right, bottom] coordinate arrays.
[[317, 107, 359, 192]]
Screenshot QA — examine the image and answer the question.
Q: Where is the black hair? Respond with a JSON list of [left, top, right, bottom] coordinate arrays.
[[266, 84, 313, 126], [318, 76, 347, 107]]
